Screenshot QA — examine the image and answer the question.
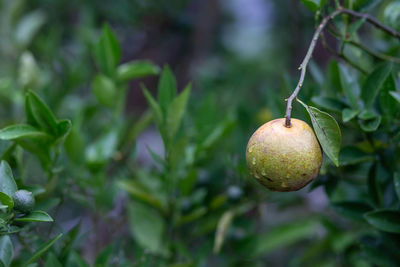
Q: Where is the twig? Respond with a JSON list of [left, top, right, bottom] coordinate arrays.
[[346, 40, 400, 63], [320, 33, 368, 74], [284, 9, 343, 127], [340, 9, 400, 41], [284, 7, 400, 127]]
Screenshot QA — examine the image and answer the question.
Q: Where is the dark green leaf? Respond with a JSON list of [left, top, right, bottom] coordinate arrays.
[[45, 253, 63, 267], [394, 173, 400, 201], [359, 116, 381, 132], [389, 91, 400, 103], [166, 84, 191, 141], [342, 108, 359, 123], [142, 86, 163, 128], [339, 64, 361, 109], [380, 74, 399, 116], [0, 124, 49, 140], [0, 235, 13, 267], [250, 219, 317, 257], [26, 91, 58, 136], [127, 201, 166, 254], [116, 60, 160, 82], [353, 0, 381, 11], [0, 192, 13, 211], [93, 24, 121, 76], [95, 245, 113, 266], [384, 2, 400, 31], [311, 96, 346, 112], [339, 146, 374, 166], [364, 210, 400, 233], [85, 130, 118, 167], [15, 211, 53, 222], [118, 180, 165, 212], [56, 119, 71, 139], [331, 201, 372, 221], [66, 251, 90, 267], [348, 18, 366, 35], [0, 161, 17, 197], [368, 163, 382, 206], [157, 66, 177, 113], [298, 100, 341, 166], [23, 234, 63, 266], [91, 74, 118, 108], [64, 128, 85, 164], [361, 62, 392, 108], [301, 0, 321, 13]]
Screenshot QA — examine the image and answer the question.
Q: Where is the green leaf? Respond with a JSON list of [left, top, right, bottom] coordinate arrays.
[[26, 91, 58, 136], [389, 91, 400, 103], [56, 120, 72, 139], [0, 192, 13, 211], [142, 86, 163, 128], [339, 146, 374, 166], [118, 180, 165, 212], [0, 124, 49, 140], [311, 96, 346, 112], [353, 0, 381, 11], [301, 0, 323, 13], [0, 161, 17, 197], [298, 100, 341, 166], [364, 210, 400, 233], [0, 235, 14, 267], [116, 60, 160, 82], [384, 1, 400, 31], [368, 163, 382, 206], [359, 116, 381, 132], [64, 128, 85, 164], [380, 74, 399, 116], [23, 234, 63, 266], [342, 108, 359, 123], [331, 201, 372, 221], [127, 201, 166, 254], [45, 253, 63, 267], [250, 219, 317, 257], [0, 235, 13, 267], [15, 210, 53, 222], [93, 24, 121, 76], [95, 245, 113, 267], [166, 84, 191, 141], [361, 62, 392, 108], [394, 173, 400, 201], [91, 74, 118, 108], [157, 66, 177, 113], [339, 64, 361, 109], [66, 251, 90, 267], [85, 130, 118, 168]]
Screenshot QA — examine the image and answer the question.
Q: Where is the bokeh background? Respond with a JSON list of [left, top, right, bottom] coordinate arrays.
[[1, 0, 399, 266]]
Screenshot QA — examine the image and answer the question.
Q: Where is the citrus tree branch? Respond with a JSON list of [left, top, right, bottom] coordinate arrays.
[[284, 7, 400, 127]]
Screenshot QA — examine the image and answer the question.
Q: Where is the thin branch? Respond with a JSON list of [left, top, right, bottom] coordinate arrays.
[[320, 33, 368, 74], [340, 9, 400, 41], [346, 40, 400, 63], [284, 7, 400, 127], [284, 9, 343, 127]]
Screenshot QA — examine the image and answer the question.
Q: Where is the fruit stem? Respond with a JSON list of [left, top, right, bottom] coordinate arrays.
[[284, 7, 400, 127]]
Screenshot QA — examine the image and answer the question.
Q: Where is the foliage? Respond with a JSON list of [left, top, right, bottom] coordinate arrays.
[[0, 0, 399, 266]]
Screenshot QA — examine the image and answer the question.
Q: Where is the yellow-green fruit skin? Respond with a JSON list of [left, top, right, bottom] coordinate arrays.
[[246, 118, 322, 192]]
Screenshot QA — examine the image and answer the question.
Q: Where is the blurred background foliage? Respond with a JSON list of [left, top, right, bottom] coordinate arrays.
[[0, 0, 399, 266]]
